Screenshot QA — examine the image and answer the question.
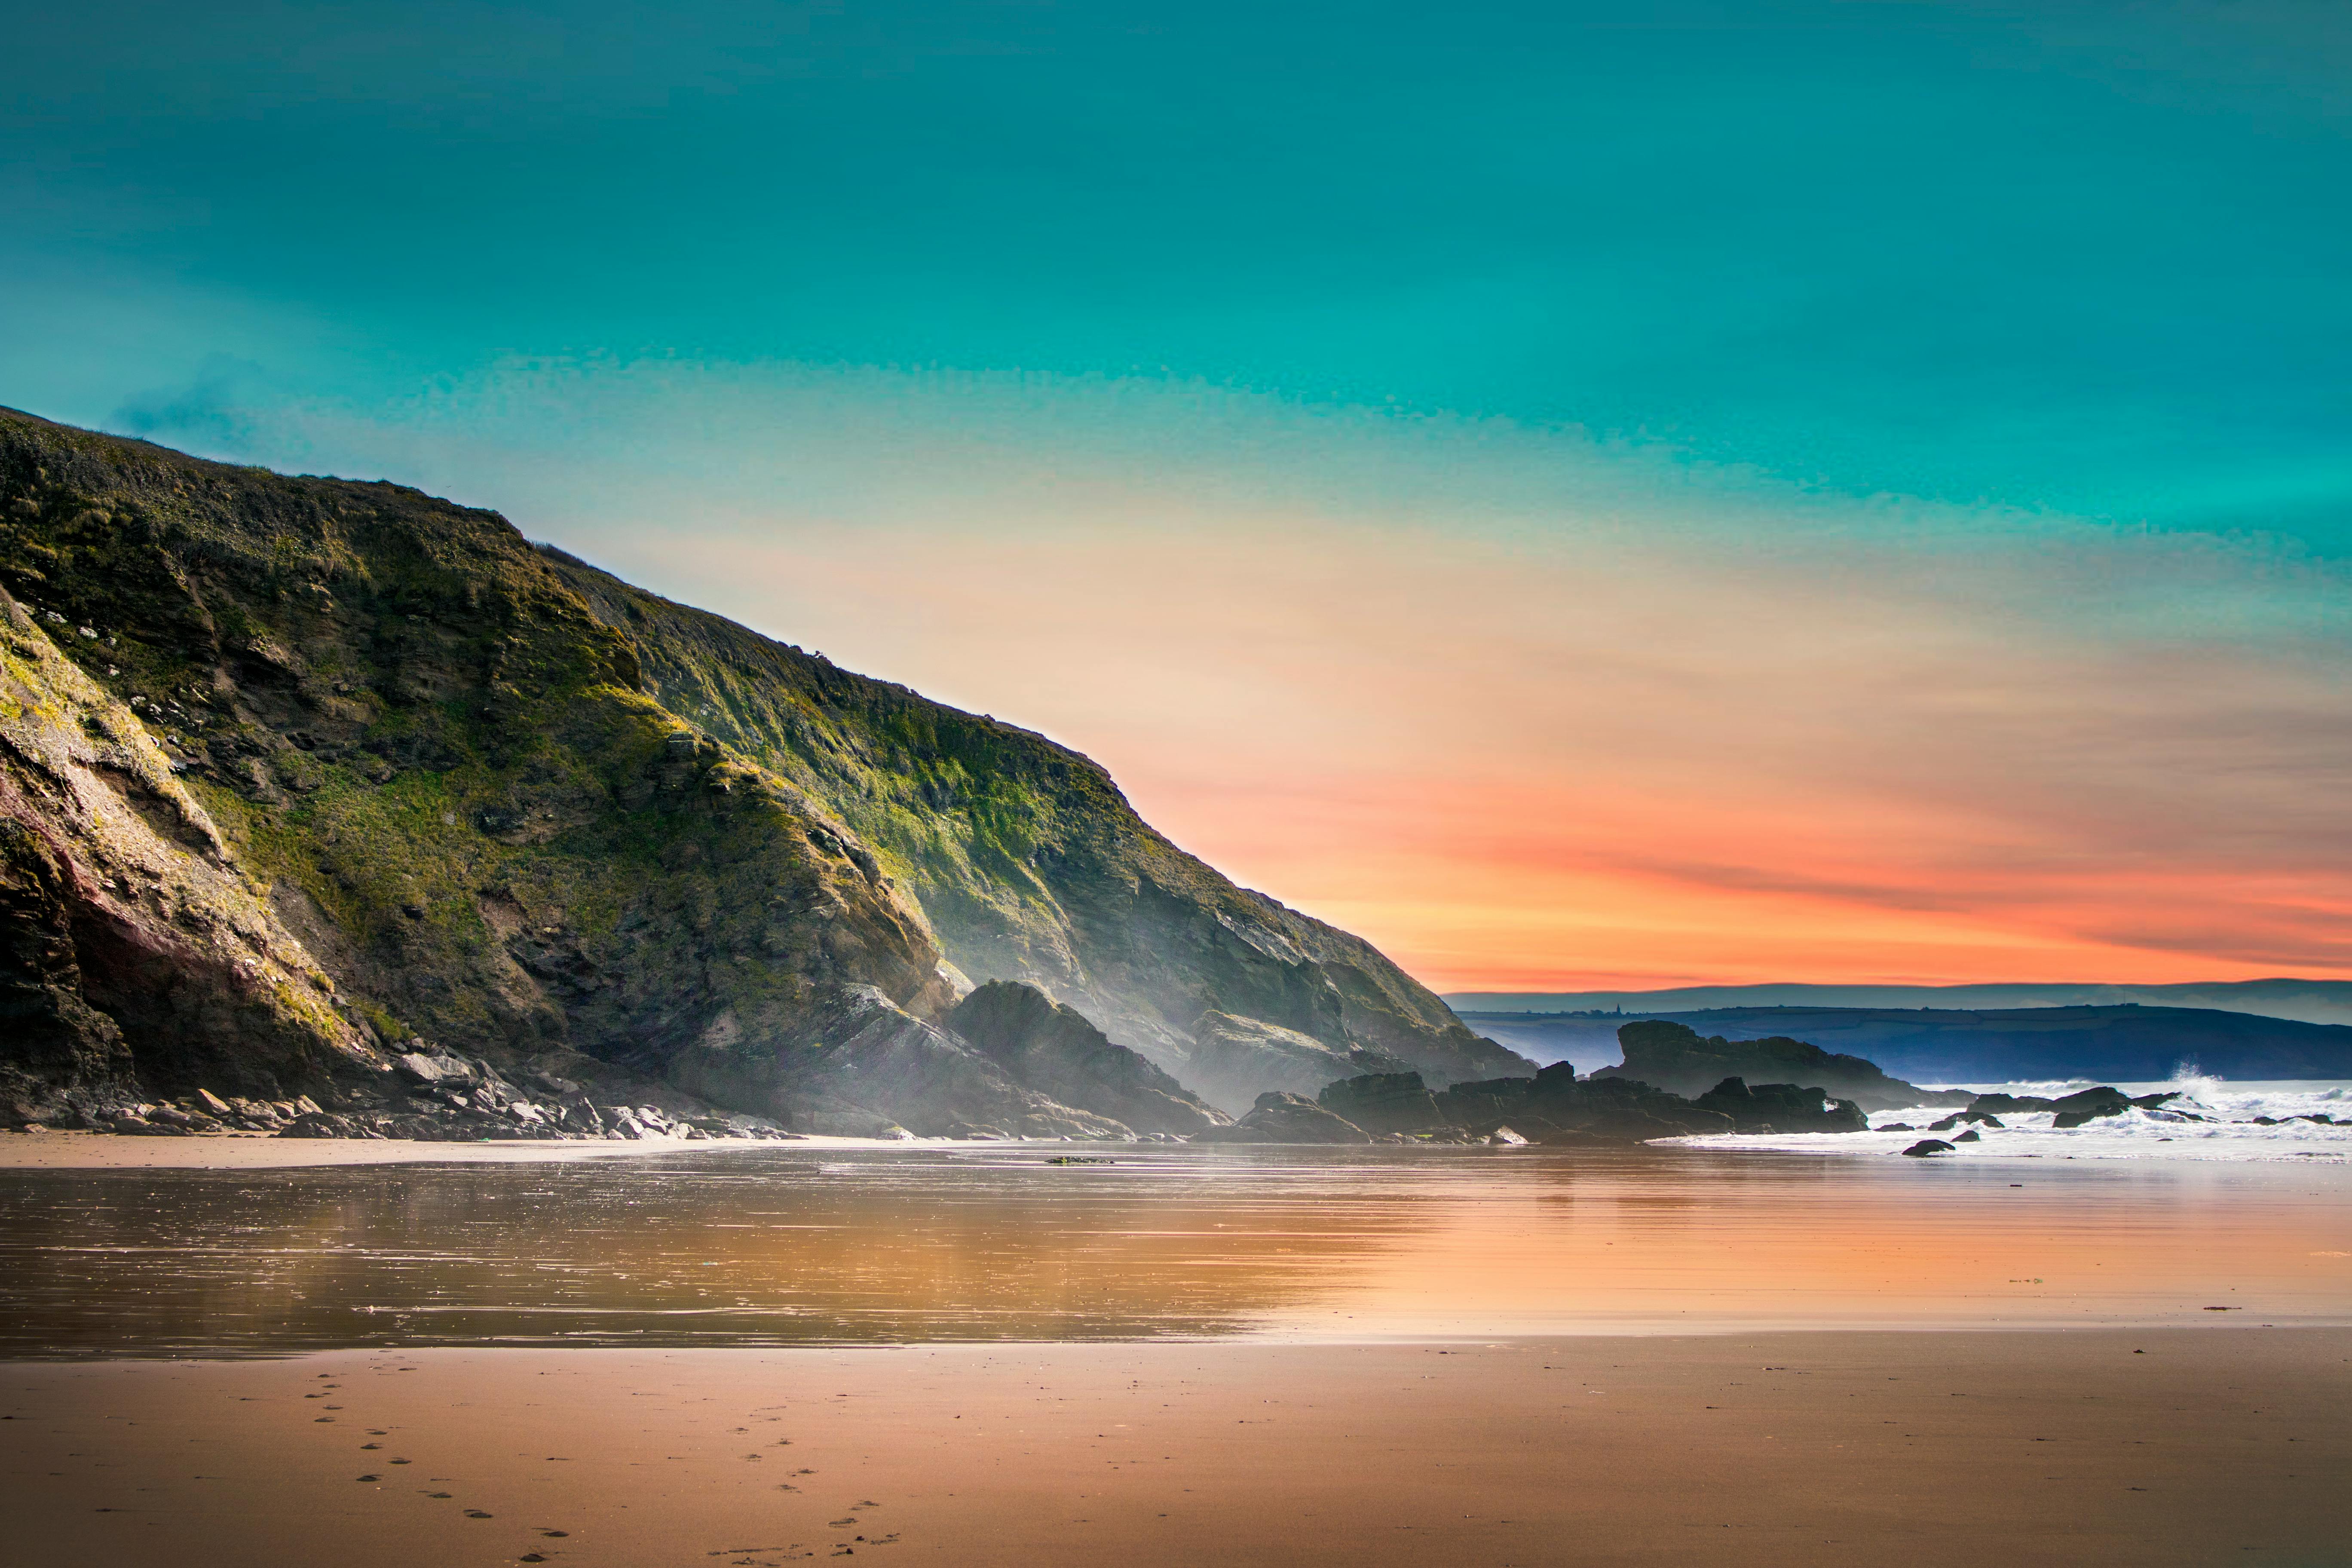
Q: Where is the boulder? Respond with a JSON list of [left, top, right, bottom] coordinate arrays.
[[1900, 1138, 1957, 1157], [1191, 1092, 1372, 1144], [1318, 1072, 1446, 1134], [1953, 1128, 1981, 1142], [392, 1052, 446, 1086], [2049, 1086, 2137, 1128], [1694, 1077, 1868, 1133], [946, 982, 1226, 1136]]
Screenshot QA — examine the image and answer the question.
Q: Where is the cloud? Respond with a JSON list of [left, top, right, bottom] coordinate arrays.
[[165, 354, 2352, 989]]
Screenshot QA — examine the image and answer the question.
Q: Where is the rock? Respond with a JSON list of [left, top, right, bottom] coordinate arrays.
[[392, 1053, 446, 1086], [1317, 1072, 1446, 1134], [1953, 1128, 1981, 1142], [1693, 1076, 1869, 1133], [1488, 1126, 1529, 1145], [1596, 1020, 1969, 1111], [276, 1111, 358, 1138], [110, 1115, 192, 1136], [1966, 1092, 2056, 1113], [1874, 1123, 1916, 1132], [1900, 1138, 1957, 1157], [195, 1088, 233, 1116], [945, 982, 1226, 1136], [1191, 1091, 1372, 1144]]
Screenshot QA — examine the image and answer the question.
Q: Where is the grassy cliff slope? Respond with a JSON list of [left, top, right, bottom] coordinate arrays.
[[543, 549, 1526, 1086]]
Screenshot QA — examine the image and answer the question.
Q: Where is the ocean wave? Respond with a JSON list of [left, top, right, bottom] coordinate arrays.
[[1661, 1071, 2352, 1162]]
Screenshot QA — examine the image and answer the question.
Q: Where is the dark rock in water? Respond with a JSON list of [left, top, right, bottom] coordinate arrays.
[[1176, 1011, 1413, 1118], [1692, 1076, 1868, 1133], [1318, 1072, 1447, 1134], [1596, 1020, 1968, 1111], [1968, 1092, 2057, 1113], [1900, 1138, 1957, 1156], [1874, 1122, 1917, 1132], [945, 982, 1225, 1136], [2130, 1091, 2182, 1109], [1191, 1091, 1372, 1144], [1953, 1128, 1981, 1142], [2048, 1086, 2137, 1128]]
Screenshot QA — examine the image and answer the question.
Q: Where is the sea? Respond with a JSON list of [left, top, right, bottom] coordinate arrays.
[[1682, 1072, 2352, 1162]]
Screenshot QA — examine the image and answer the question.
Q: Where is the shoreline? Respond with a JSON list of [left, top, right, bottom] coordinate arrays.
[[0, 1128, 932, 1170], [6, 1328, 2343, 1566]]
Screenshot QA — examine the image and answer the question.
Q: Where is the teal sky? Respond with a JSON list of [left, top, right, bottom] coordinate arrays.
[[6, 0, 2349, 548]]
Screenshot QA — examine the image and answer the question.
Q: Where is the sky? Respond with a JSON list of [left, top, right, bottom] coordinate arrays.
[[5, 0, 2349, 990]]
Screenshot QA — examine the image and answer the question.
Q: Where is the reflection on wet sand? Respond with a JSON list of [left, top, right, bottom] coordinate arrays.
[[0, 1144, 2346, 1356]]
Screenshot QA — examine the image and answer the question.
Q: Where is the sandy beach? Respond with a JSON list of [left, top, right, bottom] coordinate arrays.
[[6, 1330, 2343, 1567]]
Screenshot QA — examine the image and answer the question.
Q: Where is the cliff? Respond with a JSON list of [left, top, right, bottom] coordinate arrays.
[[0, 408, 1520, 1132]]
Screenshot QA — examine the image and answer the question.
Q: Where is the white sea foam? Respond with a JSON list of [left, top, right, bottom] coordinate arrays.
[[1662, 1070, 2352, 1162]]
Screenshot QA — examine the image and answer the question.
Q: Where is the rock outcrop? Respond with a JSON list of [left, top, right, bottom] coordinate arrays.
[[1690, 1076, 1869, 1133], [1596, 1020, 1966, 1111], [1191, 1090, 1372, 1144], [1312, 1063, 1745, 1143], [0, 409, 1510, 1137], [944, 981, 1226, 1136], [1316, 1071, 1448, 1134]]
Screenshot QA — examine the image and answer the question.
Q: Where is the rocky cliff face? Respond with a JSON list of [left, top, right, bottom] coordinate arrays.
[[539, 546, 1529, 1089], [0, 409, 1516, 1131]]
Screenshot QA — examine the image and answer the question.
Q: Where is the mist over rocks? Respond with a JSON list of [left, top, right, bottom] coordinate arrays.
[[0, 410, 1525, 1140], [1168, 1011, 1415, 1118]]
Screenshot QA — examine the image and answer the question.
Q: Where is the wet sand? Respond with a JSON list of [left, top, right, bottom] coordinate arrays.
[[6, 1329, 2345, 1567]]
